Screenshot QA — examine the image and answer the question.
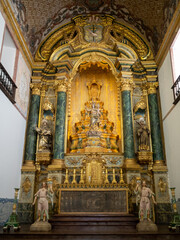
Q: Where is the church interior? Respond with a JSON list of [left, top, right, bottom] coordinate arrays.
[[0, 0, 180, 239]]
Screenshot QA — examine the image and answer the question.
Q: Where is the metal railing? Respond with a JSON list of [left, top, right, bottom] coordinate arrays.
[[172, 75, 180, 105], [0, 63, 17, 103]]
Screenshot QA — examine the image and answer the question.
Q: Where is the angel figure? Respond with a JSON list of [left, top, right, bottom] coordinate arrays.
[[32, 181, 53, 222], [135, 180, 157, 221]]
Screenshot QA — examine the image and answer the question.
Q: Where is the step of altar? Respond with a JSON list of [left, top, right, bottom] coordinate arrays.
[[49, 213, 139, 233], [1, 224, 180, 240]]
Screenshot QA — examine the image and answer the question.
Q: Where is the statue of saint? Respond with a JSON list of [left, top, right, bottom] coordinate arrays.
[[32, 181, 53, 222], [90, 101, 101, 129], [86, 101, 101, 134], [135, 180, 157, 221], [137, 118, 150, 151], [36, 119, 52, 152]]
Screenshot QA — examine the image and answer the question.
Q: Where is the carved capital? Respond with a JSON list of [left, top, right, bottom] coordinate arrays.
[[119, 78, 135, 91], [146, 82, 159, 94], [54, 80, 68, 92], [40, 85, 49, 97], [30, 83, 42, 95]]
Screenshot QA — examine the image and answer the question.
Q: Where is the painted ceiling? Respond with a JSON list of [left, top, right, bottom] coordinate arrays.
[[8, 0, 179, 57]]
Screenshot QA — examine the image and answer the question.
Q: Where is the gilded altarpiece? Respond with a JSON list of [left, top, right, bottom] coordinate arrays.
[[68, 64, 122, 153], [18, 14, 172, 224]]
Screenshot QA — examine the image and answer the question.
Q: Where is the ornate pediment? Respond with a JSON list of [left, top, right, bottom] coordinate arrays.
[[35, 14, 153, 62]]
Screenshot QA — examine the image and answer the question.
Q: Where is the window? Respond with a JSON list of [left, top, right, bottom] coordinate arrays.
[[171, 28, 180, 104]]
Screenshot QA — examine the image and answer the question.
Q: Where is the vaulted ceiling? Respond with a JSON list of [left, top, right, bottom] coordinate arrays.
[[8, 0, 179, 58]]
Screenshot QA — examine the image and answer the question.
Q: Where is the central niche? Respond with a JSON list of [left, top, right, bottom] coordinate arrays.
[[67, 63, 122, 153]]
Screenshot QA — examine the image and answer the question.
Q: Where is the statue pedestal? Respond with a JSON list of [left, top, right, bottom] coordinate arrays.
[[30, 221, 52, 232], [136, 219, 158, 232]]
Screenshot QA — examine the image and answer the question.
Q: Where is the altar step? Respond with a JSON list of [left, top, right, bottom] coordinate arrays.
[[49, 213, 139, 233], [1, 224, 180, 240]]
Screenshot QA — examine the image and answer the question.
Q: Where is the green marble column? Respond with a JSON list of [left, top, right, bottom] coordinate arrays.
[[122, 90, 135, 159], [148, 91, 164, 162], [24, 88, 40, 161], [53, 91, 66, 160]]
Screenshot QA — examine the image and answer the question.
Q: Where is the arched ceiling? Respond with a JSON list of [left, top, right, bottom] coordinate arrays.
[[8, 0, 179, 57]]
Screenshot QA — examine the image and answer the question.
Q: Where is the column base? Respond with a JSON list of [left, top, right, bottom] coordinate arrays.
[[123, 158, 141, 170], [48, 159, 65, 170], [153, 160, 167, 171], [21, 160, 36, 171]]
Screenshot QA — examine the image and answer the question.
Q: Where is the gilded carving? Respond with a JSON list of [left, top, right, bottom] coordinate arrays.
[[35, 14, 153, 62], [85, 153, 104, 185], [54, 80, 68, 92], [36, 152, 52, 165], [69, 77, 119, 153], [70, 53, 119, 82], [129, 176, 138, 193], [158, 177, 167, 193], [42, 98, 55, 115], [146, 82, 159, 94], [22, 177, 32, 194], [120, 78, 135, 91], [133, 96, 147, 115], [137, 151, 153, 164], [30, 83, 42, 95], [153, 173, 170, 203]]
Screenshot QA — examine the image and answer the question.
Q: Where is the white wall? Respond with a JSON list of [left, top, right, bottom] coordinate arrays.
[[1, 28, 16, 78], [0, 12, 5, 51], [0, 90, 26, 198], [158, 51, 180, 199]]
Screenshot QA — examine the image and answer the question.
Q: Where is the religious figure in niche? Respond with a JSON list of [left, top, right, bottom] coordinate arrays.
[[36, 119, 52, 152], [86, 101, 101, 133], [135, 180, 156, 221], [70, 76, 119, 153], [137, 118, 150, 151], [32, 181, 53, 222]]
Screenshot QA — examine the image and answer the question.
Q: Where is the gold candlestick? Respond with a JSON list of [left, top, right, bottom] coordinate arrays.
[[170, 187, 177, 213], [104, 168, 109, 184], [79, 168, 85, 184], [64, 169, 69, 184], [72, 168, 77, 184], [119, 168, 124, 184], [112, 168, 117, 184]]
